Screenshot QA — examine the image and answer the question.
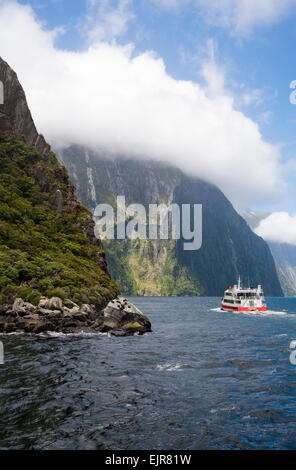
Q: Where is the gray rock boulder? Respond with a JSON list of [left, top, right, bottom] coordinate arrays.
[[12, 298, 25, 312], [100, 297, 151, 335], [38, 297, 63, 311], [64, 299, 79, 309], [47, 297, 63, 311]]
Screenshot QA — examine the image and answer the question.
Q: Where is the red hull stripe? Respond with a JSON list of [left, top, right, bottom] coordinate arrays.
[[221, 303, 267, 312]]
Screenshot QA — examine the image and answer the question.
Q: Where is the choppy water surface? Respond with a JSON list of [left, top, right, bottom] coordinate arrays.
[[1, 297, 296, 450]]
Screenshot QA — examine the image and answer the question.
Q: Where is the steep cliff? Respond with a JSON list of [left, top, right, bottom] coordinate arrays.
[[59, 147, 201, 295], [0, 58, 119, 307], [59, 146, 283, 297], [174, 178, 283, 296], [0, 58, 49, 156]]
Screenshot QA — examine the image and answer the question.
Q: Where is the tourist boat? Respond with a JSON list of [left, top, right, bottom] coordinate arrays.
[[221, 276, 267, 312]]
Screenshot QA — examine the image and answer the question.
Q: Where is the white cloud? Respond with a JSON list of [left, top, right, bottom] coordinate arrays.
[[255, 212, 296, 245], [238, 89, 266, 108], [198, 0, 296, 35], [155, 0, 296, 35], [0, 1, 285, 206], [84, 0, 134, 43], [258, 110, 273, 125], [199, 39, 226, 97], [153, 0, 191, 9]]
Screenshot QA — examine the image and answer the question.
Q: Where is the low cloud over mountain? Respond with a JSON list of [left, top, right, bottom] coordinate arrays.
[[0, 0, 285, 207], [255, 212, 296, 246]]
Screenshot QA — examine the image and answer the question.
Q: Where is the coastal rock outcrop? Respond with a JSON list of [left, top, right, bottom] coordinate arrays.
[[0, 297, 151, 336], [100, 297, 152, 336]]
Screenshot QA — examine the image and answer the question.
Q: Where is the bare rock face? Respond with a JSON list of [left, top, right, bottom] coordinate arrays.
[[0, 57, 50, 157], [0, 296, 151, 336], [50, 189, 64, 210]]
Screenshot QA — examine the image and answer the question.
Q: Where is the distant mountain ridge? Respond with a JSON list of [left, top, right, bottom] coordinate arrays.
[[59, 145, 283, 297], [241, 210, 296, 296]]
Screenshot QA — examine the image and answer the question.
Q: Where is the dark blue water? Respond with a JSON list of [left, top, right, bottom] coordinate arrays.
[[1, 297, 296, 450]]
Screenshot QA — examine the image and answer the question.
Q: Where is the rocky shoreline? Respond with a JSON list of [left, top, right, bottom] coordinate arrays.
[[0, 297, 152, 336]]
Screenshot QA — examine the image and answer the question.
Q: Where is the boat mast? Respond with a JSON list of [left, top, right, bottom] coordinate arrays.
[[238, 275, 241, 290]]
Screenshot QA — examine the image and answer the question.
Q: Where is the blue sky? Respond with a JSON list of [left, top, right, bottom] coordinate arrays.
[[2, 0, 296, 223]]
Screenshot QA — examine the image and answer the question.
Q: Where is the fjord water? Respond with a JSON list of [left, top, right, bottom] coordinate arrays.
[[1, 297, 296, 450]]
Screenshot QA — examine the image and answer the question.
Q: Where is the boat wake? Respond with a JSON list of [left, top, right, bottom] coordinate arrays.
[[210, 307, 290, 317]]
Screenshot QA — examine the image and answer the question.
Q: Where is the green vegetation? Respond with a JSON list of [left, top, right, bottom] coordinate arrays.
[[0, 132, 119, 306], [104, 238, 203, 296]]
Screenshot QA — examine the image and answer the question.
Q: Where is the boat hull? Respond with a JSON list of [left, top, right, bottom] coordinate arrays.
[[221, 303, 267, 312]]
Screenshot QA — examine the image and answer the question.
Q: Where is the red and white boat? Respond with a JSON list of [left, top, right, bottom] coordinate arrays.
[[221, 276, 267, 312]]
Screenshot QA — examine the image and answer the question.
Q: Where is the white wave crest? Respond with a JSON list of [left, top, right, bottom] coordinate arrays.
[[156, 362, 188, 372]]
